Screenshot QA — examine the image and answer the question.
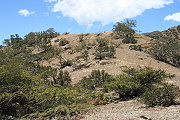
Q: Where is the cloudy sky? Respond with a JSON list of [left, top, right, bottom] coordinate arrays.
[[0, 0, 180, 44]]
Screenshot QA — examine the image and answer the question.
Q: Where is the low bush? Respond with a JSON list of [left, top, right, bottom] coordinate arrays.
[[104, 67, 173, 100], [75, 41, 87, 52], [122, 37, 137, 44], [104, 75, 142, 99], [94, 38, 116, 60], [60, 60, 73, 69], [122, 67, 139, 76], [140, 84, 180, 107], [78, 70, 113, 90], [59, 38, 69, 46], [129, 45, 143, 51]]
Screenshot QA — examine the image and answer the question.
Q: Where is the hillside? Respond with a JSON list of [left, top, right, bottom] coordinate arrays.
[[38, 30, 180, 86], [145, 25, 180, 41], [0, 25, 180, 120]]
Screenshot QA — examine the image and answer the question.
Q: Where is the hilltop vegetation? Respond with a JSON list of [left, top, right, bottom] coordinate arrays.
[[146, 25, 180, 67], [0, 22, 180, 119]]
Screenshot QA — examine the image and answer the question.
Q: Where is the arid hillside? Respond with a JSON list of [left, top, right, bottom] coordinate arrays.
[[37, 26, 180, 86]]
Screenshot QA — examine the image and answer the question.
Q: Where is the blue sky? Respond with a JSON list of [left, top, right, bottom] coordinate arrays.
[[0, 0, 180, 44]]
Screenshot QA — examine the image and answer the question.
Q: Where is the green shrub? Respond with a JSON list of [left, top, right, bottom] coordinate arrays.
[[81, 50, 89, 61], [35, 46, 61, 60], [94, 38, 116, 60], [60, 60, 73, 69], [140, 84, 180, 107], [78, 70, 113, 90], [129, 45, 143, 51], [75, 41, 87, 52], [132, 67, 168, 88], [104, 75, 142, 99], [122, 67, 139, 76], [55, 70, 71, 88], [104, 67, 173, 100], [122, 37, 137, 44], [59, 38, 70, 46]]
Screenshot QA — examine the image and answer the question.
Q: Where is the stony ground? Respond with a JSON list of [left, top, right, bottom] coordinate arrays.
[[80, 100, 180, 120]]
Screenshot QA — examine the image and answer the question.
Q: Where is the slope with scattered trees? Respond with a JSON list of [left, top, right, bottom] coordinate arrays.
[[0, 23, 180, 120]]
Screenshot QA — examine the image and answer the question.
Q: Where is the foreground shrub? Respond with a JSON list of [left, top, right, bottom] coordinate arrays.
[[132, 67, 169, 88], [78, 70, 113, 90], [104, 67, 173, 100], [140, 84, 180, 107], [104, 75, 142, 99], [122, 67, 139, 76]]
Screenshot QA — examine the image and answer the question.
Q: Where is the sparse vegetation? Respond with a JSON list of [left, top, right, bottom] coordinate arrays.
[[59, 38, 70, 46], [129, 45, 143, 51], [150, 37, 180, 67], [81, 50, 89, 61], [94, 38, 116, 60], [62, 32, 70, 35], [75, 41, 87, 52], [60, 60, 73, 69], [78, 34, 85, 42]]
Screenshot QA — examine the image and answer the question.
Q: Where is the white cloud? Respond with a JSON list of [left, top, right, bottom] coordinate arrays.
[[164, 12, 180, 22], [18, 9, 35, 16], [44, 0, 58, 3], [51, 0, 173, 26]]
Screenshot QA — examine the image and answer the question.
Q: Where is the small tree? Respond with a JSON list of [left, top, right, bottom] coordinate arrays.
[[4, 34, 23, 48], [113, 19, 137, 44]]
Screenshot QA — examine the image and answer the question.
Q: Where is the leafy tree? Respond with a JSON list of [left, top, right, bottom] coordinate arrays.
[[113, 19, 137, 44], [3, 34, 23, 48]]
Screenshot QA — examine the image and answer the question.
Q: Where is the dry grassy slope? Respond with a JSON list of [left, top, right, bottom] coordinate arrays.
[[40, 31, 180, 86]]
